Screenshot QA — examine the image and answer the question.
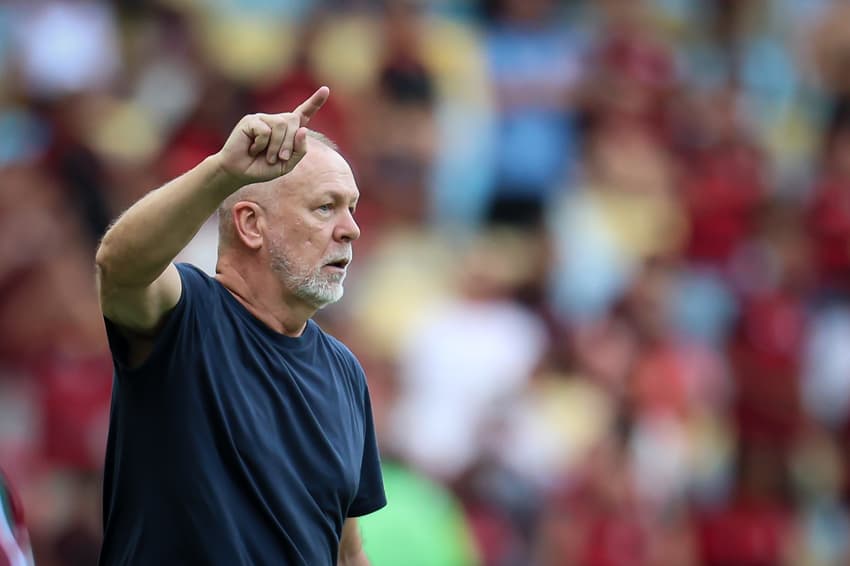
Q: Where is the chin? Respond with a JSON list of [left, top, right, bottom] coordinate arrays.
[[304, 285, 344, 309]]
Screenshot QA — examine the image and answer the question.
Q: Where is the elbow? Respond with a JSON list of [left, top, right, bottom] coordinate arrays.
[[94, 241, 108, 272], [95, 234, 127, 292], [94, 239, 114, 286], [94, 243, 114, 303]]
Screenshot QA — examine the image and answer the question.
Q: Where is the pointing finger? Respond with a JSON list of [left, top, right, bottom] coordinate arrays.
[[293, 86, 330, 126]]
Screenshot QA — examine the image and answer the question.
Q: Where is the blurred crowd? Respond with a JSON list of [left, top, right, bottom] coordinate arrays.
[[4, 0, 850, 564]]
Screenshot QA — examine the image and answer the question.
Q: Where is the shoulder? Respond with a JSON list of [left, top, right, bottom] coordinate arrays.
[[175, 262, 217, 290], [172, 262, 222, 312]]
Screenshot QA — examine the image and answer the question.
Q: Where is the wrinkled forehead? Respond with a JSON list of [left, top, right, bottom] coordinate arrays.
[[276, 144, 359, 204]]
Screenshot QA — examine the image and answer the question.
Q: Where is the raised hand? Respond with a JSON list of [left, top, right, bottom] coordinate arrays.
[[216, 86, 330, 183]]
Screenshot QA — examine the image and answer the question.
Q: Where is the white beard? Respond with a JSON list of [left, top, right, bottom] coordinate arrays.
[[268, 239, 346, 308]]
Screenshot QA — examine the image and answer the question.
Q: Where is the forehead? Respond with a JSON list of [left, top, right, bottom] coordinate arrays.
[[281, 144, 359, 202]]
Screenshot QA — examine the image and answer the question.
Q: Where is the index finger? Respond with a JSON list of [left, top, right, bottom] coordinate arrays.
[[294, 86, 330, 125]]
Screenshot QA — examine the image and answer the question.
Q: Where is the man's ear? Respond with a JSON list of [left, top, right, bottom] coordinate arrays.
[[232, 202, 266, 250]]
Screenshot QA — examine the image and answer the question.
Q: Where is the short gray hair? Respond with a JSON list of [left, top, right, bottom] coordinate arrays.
[[305, 129, 338, 152]]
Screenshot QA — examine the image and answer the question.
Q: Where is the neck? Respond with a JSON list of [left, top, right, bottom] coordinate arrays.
[[215, 257, 317, 337]]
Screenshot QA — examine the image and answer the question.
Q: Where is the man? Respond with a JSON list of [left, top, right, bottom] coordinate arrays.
[[95, 86, 386, 565]]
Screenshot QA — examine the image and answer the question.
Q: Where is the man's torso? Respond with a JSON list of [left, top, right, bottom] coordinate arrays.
[[99, 264, 370, 566]]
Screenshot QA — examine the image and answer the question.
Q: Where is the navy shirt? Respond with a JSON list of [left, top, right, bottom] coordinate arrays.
[[99, 263, 386, 565]]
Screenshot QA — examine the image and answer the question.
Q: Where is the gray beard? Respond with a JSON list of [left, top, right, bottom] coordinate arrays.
[[268, 246, 345, 309]]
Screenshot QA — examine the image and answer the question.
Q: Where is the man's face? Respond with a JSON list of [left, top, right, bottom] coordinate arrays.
[[265, 144, 360, 309]]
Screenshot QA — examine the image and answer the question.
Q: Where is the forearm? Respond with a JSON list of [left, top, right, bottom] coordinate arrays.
[[338, 518, 369, 566], [96, 154, 241, 288], [338, 549, 370, 566]]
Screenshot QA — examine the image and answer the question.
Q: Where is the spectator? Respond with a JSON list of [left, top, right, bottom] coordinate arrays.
[[0, 469, 34, 566], [480, 0, 584, 227]]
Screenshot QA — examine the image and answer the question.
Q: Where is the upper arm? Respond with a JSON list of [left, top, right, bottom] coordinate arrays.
[[97, 262, 183, 335], [339, 519, 368, 566]]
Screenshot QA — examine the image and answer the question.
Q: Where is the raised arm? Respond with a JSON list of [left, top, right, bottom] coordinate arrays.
[[95, 86, 329, 334]]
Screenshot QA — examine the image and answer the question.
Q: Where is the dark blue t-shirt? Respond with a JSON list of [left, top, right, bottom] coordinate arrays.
[[99, 263, 386, 565]]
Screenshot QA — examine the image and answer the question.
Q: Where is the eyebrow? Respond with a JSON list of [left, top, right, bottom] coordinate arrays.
[[315, 190, 359, 205]]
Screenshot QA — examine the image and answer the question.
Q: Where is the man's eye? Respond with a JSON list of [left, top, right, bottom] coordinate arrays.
[[318, 204, 333, 212]]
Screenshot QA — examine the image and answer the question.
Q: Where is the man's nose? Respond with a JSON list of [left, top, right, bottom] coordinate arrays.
[[337, 210, 360, 242]]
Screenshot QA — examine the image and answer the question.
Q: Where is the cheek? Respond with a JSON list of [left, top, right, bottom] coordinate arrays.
[[282, 215, 335, 259], [302, 224, 336, 252], [289, 235, 325, 268]]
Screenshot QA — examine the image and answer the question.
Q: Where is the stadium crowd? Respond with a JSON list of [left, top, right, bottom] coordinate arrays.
[[3, 0, 850, 564]]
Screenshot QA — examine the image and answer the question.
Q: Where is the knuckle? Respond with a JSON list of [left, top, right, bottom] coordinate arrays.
[[273, 119, 289, 132]]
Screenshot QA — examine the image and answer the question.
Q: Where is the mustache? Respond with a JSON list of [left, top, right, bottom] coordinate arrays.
[[322, 249, 353, 266]]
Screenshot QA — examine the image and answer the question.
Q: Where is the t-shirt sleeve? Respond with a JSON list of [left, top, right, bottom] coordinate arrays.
[[103, 263, 209, 376], [348, 381, 387, 517]]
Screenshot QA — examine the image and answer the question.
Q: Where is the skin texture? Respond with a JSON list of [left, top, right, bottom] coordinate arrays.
[[95, 87, 369, 565]]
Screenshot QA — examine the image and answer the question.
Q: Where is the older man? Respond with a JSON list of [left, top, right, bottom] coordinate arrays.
[[95, 87, 385, 566]]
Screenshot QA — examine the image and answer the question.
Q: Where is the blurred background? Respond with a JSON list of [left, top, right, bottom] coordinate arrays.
[[4, 0, 850, 564]]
